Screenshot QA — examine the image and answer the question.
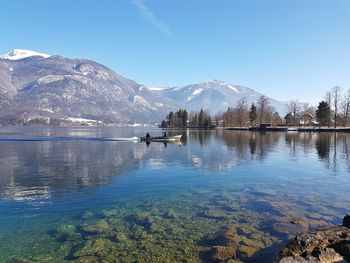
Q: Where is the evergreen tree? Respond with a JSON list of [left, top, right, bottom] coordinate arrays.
[[249, 103, 257, 126], [316, 101, 330, 127], [168, 111, 174, 126], [198, 109, 204, 127], [182, 110, 188, 127]]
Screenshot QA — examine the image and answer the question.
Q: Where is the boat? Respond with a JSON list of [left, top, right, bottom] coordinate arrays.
[[141, 134, 182, 142]]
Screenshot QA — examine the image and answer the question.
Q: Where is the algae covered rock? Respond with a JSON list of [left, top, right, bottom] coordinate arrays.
[[73, 238, 113, 259], [5, 258, 37, 263], [57, 224, 77, 234], [55, 223, 81, 241], [163, 209, 177, 219], [114, 232, 128, 242], [212, 246, 236, 262], [81, 211, 94, 220], [204, 209, 228, 219], [81, 220, 111, 235], [212, 227, 240, 247], [237, 245, 258, 258]]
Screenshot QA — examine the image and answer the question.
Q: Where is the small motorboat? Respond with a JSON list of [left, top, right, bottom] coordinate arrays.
[[141, 134, 182, 142]]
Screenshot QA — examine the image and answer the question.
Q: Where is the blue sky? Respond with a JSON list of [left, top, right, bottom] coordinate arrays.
[[1, 0, 349, 104]]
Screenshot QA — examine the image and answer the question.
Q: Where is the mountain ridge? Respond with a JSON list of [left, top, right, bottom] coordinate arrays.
[[0, 49, 287, 124], [152, 79, 287, 115]]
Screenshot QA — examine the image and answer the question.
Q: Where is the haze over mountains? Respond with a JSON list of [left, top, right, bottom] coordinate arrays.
[[0, 49, 287, 124]]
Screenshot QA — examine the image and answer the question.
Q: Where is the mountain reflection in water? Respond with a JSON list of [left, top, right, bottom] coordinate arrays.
[[1, 129, 350, 202]]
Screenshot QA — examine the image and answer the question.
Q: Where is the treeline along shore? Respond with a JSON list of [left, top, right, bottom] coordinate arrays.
[[161, 86, 350, 132]]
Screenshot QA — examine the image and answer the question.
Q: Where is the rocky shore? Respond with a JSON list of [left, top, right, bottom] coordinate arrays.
[[279, 215, 350, 263]]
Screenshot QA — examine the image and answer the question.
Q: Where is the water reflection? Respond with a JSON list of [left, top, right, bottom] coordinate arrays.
[[1, 129, 350, 202], [315, 133, 331, 159], [0, 141, 143, 201]]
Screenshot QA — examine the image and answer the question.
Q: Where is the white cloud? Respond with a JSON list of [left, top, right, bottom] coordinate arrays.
[[130, 0, 175, 38]]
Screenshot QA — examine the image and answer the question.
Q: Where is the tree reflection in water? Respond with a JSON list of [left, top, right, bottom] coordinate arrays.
[[1, 129, 350, 202]]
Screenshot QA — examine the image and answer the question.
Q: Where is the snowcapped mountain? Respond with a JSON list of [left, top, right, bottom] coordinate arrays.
[[0, 49, 51, 60], [0, 49, 288, 125], [151, 80, 287, 114], [0, 49, 175, 124]]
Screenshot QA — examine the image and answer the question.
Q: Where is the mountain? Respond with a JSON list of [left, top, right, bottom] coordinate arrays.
[[151, 80, 287, 115], [0, 49, 175, 124], [0, 49, 288, 125]]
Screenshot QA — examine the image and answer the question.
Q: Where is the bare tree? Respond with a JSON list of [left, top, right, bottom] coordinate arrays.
[[235, 97, 248, 127], [288, 100, 300, 126], [332, 86, 342, 128], [340, 89, 350, 127], [302, 103, 312, 126], [325, 91, 332, 127], [257, 95, 270, 125]]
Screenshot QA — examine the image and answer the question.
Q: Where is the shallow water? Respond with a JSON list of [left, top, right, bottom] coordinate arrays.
[[0, 127, 349, 262]]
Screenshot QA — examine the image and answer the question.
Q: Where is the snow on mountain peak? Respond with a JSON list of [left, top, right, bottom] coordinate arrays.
[[0, 49, 51, 60], [201, 80, 239, 93]]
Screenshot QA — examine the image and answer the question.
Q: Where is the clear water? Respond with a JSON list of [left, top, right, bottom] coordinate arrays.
[[0, 127, 349, 262]]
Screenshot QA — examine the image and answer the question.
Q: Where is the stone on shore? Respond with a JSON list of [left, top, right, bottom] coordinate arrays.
[[343, 214, 350, 228], [279, 225, 350, 262]]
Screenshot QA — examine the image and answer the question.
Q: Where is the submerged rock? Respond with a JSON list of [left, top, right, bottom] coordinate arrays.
[[81, 211, 94, 220], [57, 224, 77, 234], [210, 226, 277, 261], [214, 227, 240, 247], [212, 246, 236, 262], [53, 223, 81, 241], [5, 258, 37, 263], [73, 238, 112, 259], [204, 209, 228, 219], [272, 215, 315, 241], [81, 220, 111, 235]]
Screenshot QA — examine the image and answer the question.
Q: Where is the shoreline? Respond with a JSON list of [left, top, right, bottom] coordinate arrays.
[[225, 127, 350, 133]]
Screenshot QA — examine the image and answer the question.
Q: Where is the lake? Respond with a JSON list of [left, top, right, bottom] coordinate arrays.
[[0, 127, 349, 262]]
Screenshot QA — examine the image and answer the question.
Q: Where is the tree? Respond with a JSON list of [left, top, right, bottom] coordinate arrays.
[[235, 98, 248, 127], [198, 108, 204, 127], [325, 91, 332, 127], [249, 103, 257, 127], [316, 101, 330, 127], [161, 109, 189, 128], [182, 109, 188, 127], [272, 111, 282, 126], [288, 100, 300, 126], [168, 111, 174, 126], [341, 89, 350, 127], [302, 103, 313, 126], [257, 96, 270, 125], [332, 86, 342, 128]]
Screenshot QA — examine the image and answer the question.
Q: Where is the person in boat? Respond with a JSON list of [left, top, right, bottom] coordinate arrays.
[[163, 131, 167, 137], [146, 132, 150, 139]]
